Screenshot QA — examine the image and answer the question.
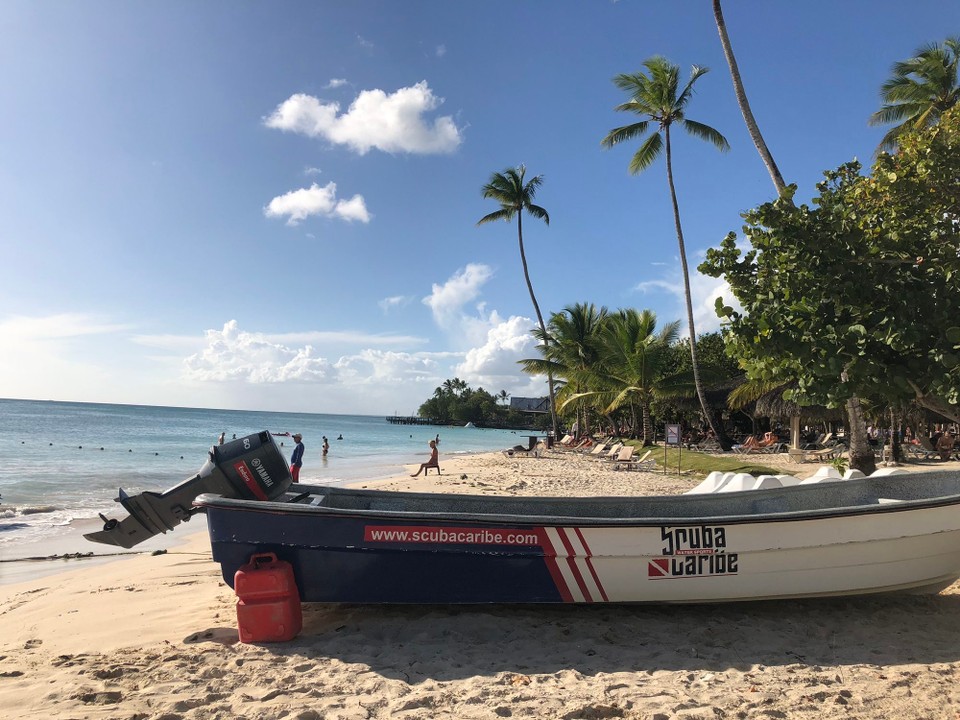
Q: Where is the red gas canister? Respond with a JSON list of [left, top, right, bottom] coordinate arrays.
[[234, 552, 302, 643]]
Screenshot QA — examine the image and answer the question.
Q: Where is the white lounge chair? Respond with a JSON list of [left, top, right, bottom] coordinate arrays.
[[614, 448, 655, 471], [686, 471, 734, 494], [715, 473, 758, 493], [799, 466, 844, 484]]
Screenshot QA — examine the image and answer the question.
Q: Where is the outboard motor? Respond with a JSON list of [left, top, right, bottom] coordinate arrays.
[[85, 430, 292, 549]]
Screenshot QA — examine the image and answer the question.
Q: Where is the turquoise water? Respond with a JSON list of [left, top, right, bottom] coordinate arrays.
[[0, 398, 534, 550]]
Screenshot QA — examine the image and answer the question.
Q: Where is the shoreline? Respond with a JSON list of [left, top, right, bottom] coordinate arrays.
[[4, 449, 960, 718]]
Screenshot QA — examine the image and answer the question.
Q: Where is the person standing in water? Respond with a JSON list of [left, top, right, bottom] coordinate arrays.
[[290, 433, 305, 482], [322, 436, 330, 456]]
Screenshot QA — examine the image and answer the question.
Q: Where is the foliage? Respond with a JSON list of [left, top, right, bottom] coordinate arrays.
[[700, 105, 960, 424], [869, 36, 960, 152], [829, 454, 849, 475], [520, 303, 609, 436], [519, 304, 735, 444], [416, 378, 544, 429]]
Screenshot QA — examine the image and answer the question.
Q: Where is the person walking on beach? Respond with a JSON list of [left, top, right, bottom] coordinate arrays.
[[322, 436, 330, 456], [411, 439, 440, 477], [290, 433, 305, 482]]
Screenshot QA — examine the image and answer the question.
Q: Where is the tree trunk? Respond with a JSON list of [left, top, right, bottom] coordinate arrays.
[[664, 127, 726, 448], [517, 212, 559, 437], [889, 407, 903, 463], [641, 402, 654, 446], [841, 368, 875, 474], [712, 0, 787, 195]]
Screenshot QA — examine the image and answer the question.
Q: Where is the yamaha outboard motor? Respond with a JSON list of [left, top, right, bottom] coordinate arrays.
[[85, 430, 292, 549]]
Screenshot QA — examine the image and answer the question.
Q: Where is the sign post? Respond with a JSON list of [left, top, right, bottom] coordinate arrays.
[[665, 423, 682, 476]]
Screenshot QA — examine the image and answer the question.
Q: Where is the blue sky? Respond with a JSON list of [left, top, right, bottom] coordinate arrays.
[[1, 1, 957, 415]]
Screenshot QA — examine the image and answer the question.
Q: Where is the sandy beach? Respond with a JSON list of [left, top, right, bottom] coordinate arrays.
[[3, 449, 960, 719]]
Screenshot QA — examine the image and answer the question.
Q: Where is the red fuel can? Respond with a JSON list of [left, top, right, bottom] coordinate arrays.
[[234, 552, 302, 643]]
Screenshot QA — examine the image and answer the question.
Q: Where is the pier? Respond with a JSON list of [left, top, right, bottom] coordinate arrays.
[[385, 415, 435, 425]]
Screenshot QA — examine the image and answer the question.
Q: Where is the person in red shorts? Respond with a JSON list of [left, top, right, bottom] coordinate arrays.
[[289, 433, 305, 482]]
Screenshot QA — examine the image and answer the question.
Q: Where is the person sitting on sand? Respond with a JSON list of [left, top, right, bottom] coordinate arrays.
[[411, 440, 440, 477]]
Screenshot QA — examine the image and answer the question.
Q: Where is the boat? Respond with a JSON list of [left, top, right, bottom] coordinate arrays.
[[193, 472, 960, 604], [85, 431, 960, 605]]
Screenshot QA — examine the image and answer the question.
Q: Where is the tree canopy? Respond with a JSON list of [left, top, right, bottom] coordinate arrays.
[[869, 36, 960, 152], [700, 105, 960, 423]]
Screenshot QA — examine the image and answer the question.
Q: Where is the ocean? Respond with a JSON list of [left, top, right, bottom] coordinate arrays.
[[0, 398, 537, 563]]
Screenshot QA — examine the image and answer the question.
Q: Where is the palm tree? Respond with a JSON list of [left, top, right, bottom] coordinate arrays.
[[869, 37, 960, 152], [478, 165, 558, 435], [601, 57, 729, 442], [519, 303, 608, 438], [594, 309, 680, 445], [496, 390, 510, 406], [712, 0, 786, 194]]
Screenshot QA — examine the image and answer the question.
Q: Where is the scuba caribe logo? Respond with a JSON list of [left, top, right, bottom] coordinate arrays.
[[648, 525, 739, 579]]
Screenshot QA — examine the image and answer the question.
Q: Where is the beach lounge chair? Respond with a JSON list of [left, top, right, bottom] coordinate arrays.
[[583, 442, 610, 458], [614, 448, 654, 471], [502, 436, 542, 458], [803, 432, 833, 450], [595, 442, 624, 462], [906, 438, 939, 460]]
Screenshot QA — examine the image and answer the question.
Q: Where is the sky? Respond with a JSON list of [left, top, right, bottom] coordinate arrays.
[[1, 1, 958, 416]]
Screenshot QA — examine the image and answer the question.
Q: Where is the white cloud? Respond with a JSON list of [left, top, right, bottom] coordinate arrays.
[[634, 261, 741, 335], [183, 320, 336, 383], [378, 295, 413, 313], [337, 349, 444, 384], [333, 194, 372, 223], [422, 263, 494, 330], [436, 44, 447, 58], [455, 315, 541, 394], [325, 78, 348, 89], [263, 81, 463, 155], [0, 313, 132, 340], [304, 166, 322, 175], [356, 34, 374, 50], [264, 182, 370, 225]]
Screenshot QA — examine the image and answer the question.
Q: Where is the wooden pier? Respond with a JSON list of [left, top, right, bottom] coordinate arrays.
[[385, 415, 435, 425]]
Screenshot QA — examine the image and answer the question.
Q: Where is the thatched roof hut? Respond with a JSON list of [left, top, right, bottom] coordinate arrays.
[[753, 387, 845, 423]]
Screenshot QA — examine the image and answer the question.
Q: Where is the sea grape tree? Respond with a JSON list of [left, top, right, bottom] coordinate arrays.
[[700, 106, 960, 427]]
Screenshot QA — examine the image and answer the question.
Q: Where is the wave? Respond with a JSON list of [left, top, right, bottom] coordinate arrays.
[[10, 505, 62, 516]]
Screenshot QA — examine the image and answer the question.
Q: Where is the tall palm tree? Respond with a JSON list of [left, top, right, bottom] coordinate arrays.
[[712, 0, 786, 194], [869, 37, 960, 152], [478, 165, 558, 435], [601, 56, 729, 441]]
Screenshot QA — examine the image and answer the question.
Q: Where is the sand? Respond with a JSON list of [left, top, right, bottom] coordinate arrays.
[[3, 449, 960, 719]]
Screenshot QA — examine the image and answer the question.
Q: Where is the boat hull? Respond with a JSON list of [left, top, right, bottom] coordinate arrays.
[[197, 475, 960, 604]]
